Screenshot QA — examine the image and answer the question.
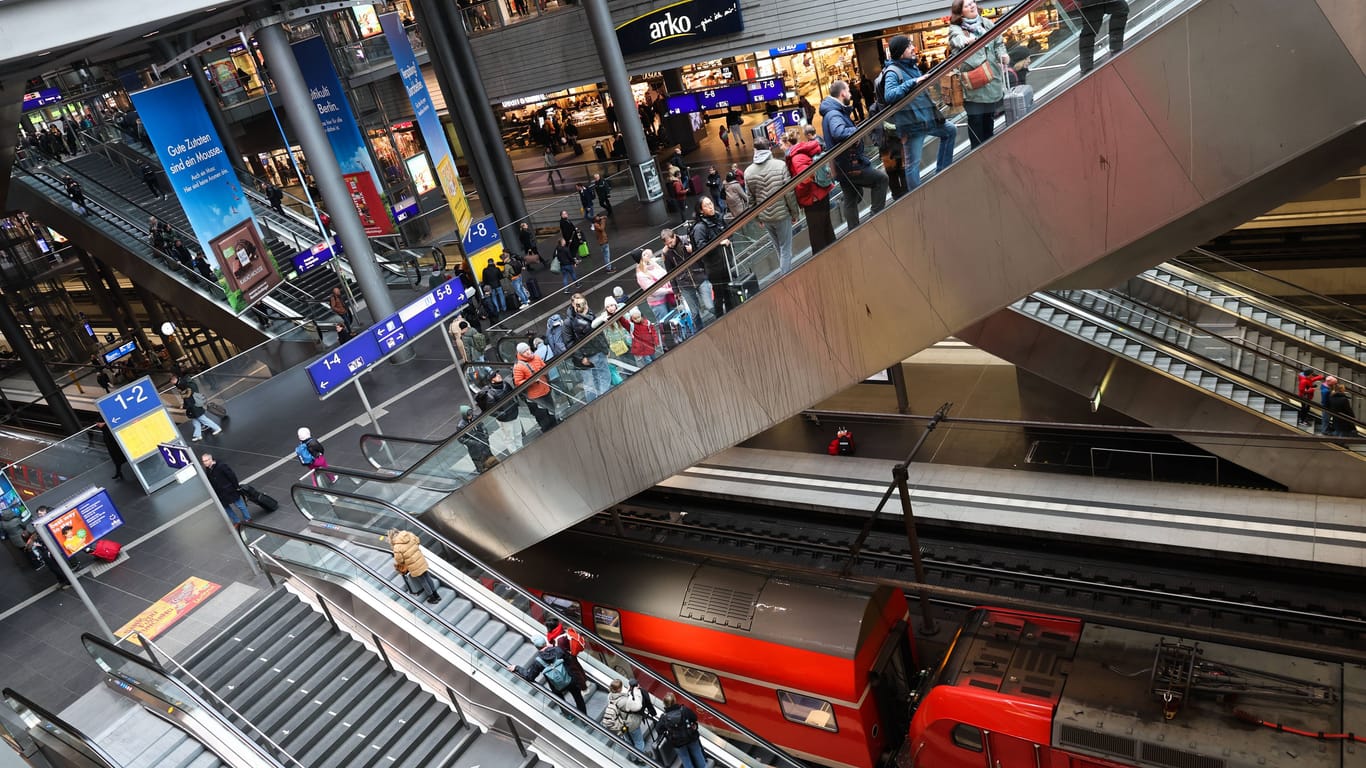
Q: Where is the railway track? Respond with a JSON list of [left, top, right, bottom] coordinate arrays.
[[585, 499, 1366, 661]]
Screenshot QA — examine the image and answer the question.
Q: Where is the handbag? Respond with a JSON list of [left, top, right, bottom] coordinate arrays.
[[576, 242, 590, 259], [549, 257, 561, 274], [959, 61, 994, 90]]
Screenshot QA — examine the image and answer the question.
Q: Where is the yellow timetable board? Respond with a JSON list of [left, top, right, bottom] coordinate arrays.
[[114, 409, 179, 459]]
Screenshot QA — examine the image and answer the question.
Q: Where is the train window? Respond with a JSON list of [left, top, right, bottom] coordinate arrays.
[[593, 607, 622, 643], [541, 593, 583, 625], [671, 664, 726, 703], [951, 724, 983, 752], [776, 691, 838, 733]]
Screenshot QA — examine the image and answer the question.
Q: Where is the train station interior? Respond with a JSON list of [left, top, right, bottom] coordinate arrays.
[[0, 0, 1362, 766]]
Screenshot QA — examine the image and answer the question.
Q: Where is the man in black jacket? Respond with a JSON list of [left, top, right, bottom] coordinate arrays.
[[658, 693, 705, 768], [200, 453, 250, 525], [689, 197, 736, 318]]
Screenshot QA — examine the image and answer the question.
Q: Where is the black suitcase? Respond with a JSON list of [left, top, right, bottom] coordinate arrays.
[[239, 484, 280, 513]]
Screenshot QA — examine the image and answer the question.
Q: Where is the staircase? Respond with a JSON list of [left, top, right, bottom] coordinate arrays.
[[179, 588, 515, 767]]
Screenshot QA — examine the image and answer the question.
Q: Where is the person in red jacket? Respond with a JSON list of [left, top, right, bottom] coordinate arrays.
[[1297, 368, 1326, 426], [785, 131, 837, 256], [828, 427, 855, 456]]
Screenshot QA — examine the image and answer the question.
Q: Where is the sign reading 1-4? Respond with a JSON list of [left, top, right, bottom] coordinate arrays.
[[96, 377, 161, 428]]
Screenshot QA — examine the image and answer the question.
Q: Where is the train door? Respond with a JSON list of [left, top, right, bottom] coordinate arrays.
[[869, 621, 915, 758], [985, 731, 1044, 768]]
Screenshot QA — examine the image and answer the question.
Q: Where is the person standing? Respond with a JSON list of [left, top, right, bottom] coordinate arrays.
[[140, 162, 165, 200], [660, 228, 705, 329], [849, 73, 867, 121], [518, 222, 537, 255], [820, 81, 889, 229], [882, 35, 958, 191], [1297, 368, 1326, 427], [603, 679, 648, 755], [96, 369, 112, 393], [98, 421, 128, 480], [566, 292, 611, 401], [1070, 0, 1129, 74], [1327, 382, 1357, 436], [1318, 376, 1337, 434], [509, 637, 587, 714], [784, 134, 836, 256], [723, 171, 747, 222], [593, 213, 613, 273], [690, 198, 735, 318], [577, 183, 595, 221], [389, 529, 441, 604], [948, 0, 1008, 148], [181, 387, 221, 442], [744, 140, 800, 273], [481, 259, 507, 317], [265, 181, 285, 215], [658, 693, 705, 768], [627, 307, 660, 366], [513, 342, 559, 432], [505, 251, 531, 309], [554, 238, 578, 291], [329, 286, 353, 329], [62, 175, 88, 215], [200, 453, 251, 525], [594, 173, 613, 217], [635, 249, 673, 322]]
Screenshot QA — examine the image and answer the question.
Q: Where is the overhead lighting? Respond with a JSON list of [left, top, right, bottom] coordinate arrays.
[[37, 51, 51, 56], [142, 30, 160, 37]]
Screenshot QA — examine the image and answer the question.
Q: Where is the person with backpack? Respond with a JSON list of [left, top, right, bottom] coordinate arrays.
[[1297, 368, 1326, 427], [658, 693, 705, 768], [181, 387, 222, 442], [475, 369, 521, 452], [820, 81, 888, 230], [63, 175, 89, 215], [509, 636, 587, 713], [455, 405, 496, 472], [294, 427, 327, 470], [784, 133, 837, 256], [882, 35, 958, 192], [514, 342, 559, 432], [388, 528, 442, 604], [828, 427, 856, 455], [603, 679, 648, 756]]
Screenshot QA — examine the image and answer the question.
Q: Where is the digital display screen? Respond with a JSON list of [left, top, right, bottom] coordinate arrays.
[[103, 341, 137, 364], [45, 488, 123, 558]]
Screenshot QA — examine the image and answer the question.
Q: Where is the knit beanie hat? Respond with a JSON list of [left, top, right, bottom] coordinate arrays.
[[888, 35, 911, 61]]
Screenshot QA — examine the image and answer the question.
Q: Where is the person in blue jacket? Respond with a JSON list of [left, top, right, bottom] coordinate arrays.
[[881, 35, 958, 192]]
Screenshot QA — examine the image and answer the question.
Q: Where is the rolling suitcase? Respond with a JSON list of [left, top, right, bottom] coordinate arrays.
[[92, 540, 122, 562], [1003, 84, 1034, 125], [239, 484, 280, 513], [206, 400, 228, 418]]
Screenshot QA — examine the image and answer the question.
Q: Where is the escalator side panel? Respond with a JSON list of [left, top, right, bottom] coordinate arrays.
[[426, 0, 1366, 560]]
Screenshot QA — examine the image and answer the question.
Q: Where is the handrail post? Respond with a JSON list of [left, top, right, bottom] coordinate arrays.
[[371, 632, 395, 672], [446, 686, 466, 726], [505, 714, 527, 756]]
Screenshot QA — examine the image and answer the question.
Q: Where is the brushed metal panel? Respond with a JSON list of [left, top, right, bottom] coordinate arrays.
[[427, 0, 1366, 559], [1315, 0, 1366, 76]]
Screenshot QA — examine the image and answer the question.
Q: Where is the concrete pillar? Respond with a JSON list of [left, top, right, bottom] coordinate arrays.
[[0, 290, 81, 434], [254, 22, 398, 333], [581, 0, 668, 224]]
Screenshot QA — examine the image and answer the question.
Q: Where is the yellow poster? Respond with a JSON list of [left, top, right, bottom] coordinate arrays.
[[436, 155, 472, 235], [467, 244, 504, 284], [116, 577, 222, 643], [114, 410, 178, 460]]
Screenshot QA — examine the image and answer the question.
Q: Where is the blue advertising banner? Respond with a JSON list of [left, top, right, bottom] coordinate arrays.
[[129, 78, 283, 311], [291, 36, 395, 236], [380, 12, 472, 237]]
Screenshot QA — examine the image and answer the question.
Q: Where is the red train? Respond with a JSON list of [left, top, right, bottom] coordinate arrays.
[[498, 530, 918, 768], [904, 606, 1364, 768]]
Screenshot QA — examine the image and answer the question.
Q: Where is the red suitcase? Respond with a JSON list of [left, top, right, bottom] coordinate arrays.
[[92, 540, 122, 562]]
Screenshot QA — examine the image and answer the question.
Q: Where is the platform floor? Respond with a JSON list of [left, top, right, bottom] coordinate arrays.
[[658, 447, 1366, 570]]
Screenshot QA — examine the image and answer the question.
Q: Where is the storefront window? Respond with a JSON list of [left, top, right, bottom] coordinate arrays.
[[257, 147, 308, 188], [391, 121, 423, 160]]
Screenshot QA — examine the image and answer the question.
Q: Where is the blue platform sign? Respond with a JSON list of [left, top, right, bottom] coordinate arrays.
[[398, 276, 467, 337], [372, 313, 408, 352], [103, 340, 137, 364], [292, 240, 340, 275], [306, 333, 383, 396], [96, 377, 162, 428], [157, 443, 192, 469], [461, 215, 500, 255]]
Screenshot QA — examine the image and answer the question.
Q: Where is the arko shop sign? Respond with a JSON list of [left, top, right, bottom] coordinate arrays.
[[615, 0, 744, 55]]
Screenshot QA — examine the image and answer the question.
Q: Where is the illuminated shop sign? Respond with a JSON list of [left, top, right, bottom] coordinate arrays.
[[615, 0, 744, 56]]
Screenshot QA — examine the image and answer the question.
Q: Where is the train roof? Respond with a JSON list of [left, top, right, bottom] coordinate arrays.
[[502, 531, 895, 659], [1057, 624, 1364, 768]]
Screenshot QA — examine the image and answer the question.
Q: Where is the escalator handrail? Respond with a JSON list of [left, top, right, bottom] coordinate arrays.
[[1086, 287, 1366, 397], [300, 0, 1054, 486], [78, 633, 295, 768], [285, 483, 806, 768], [239, 521, 669, 767], [2, 687, 121, 768], [1182, 246, 1366, 332], [1027, 291, 1366, 434]]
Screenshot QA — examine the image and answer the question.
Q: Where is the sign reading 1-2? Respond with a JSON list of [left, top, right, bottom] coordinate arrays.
[[96, 377, 162, 428]]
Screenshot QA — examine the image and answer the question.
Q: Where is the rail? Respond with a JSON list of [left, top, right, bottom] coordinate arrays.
[[1, 687, 120, 768], [1180, 246, 1366, 334]]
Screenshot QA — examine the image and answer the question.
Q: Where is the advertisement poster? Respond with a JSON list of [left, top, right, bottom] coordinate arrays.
[[353, 4, 383, 37], [116, 577, 222, 643], [43, 488, 124, 557], [0, 475, 29, 521], [381, 11, 472, 237], [291, 36, 395, 236], [129, 78, 283, 312], [211, 219, 278, 304]]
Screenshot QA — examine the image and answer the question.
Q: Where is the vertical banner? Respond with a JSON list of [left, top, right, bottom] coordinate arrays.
[[291, 36, 396, 236], [380, 11, 472, 238], [129, 78, 283, 312]]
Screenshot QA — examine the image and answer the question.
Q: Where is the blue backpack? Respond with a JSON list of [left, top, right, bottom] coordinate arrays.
[[542, 656, 574, 692]]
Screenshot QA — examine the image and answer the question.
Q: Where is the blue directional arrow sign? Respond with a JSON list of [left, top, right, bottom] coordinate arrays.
[[371, 312, 408, 353], [460, 215, 500, 254], [157, 443, 192, 469], [305, 333, 383, 397], [96, 376, 162, 428]]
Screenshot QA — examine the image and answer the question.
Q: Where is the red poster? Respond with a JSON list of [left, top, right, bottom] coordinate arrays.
[[344, 172, 395, 236]]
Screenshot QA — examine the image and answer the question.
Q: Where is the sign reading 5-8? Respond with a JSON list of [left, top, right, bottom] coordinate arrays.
[[96, 377, 163, 428]]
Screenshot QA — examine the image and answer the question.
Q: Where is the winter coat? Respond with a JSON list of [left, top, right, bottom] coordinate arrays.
[[690, 213, 731, 284], [661, 239, 702, 290], [724, 180, 748, 217], [881, 59, 942, 133], [819, 97, 864, 172], [636, 260, 673, 307], [1, 509, 31, 548], [786, 140, 832, 206], [604, 687, 645, 731], [182, 391, 205, 419], [1297, 372, 1325, 399], [390, 530, 429, 578], [567, 309, 610, 359], [744, 151, 798, 224], [630, 318, 660, 357], [205, 462, 241, 505], [513, 350, 552, 400], [949, 16, 1007, 105], [545, 315, 569, 357], [1327, 392, 1355, 422], [477, 378, 519, 422]]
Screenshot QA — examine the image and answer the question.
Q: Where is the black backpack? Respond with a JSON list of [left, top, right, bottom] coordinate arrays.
[[305, 437, 324, 457], [658, 708, 696, 748]]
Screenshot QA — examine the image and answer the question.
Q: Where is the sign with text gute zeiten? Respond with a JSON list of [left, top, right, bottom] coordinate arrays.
[[615, 0, 744, 56]]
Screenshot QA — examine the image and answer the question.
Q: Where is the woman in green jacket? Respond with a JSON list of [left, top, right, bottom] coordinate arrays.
[[948, 0, 1009, 148]]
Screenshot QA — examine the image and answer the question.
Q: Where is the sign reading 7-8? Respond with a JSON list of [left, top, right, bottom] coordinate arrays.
[[96, 377, 164, 428]]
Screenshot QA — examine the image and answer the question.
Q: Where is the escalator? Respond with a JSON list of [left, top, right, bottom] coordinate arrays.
[[1, 688, 123, 768], [311, 0, 1366, 560], [245, 512, 805, 767]]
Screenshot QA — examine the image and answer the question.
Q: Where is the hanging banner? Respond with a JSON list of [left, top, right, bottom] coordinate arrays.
[[380, 11, 472, 238], [615, 0, 744, 56], [129, 78, 283, 311], [291, 36, 395, 236]]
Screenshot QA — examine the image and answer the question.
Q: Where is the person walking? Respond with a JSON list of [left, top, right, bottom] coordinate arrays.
[[593, 213, 613, 273], [98, 421, 128, 480], [294, 427, 328, 472], [200, 453, 251, 525], [949, 0, 1008, 147], [513, 342, 559, 432], [820, 81, 888, 229], [658, 693, 706, 768], [329, 286, 353, 329], [554, 238, 578, 291], [509, 637, 587, 714], [725, 109, 747, 148], [265, 181, 285, 215], [96, 369, 112, 393], [544, 147, 564, 190], [389, 528, 442, 603], [784, 134, 837, 256], [181, 387, 221, 442], [593, 173, 613, 217], [63, 175, 89, 215], [1069, 0, 1130, 74], [883, 35, 958, 191]]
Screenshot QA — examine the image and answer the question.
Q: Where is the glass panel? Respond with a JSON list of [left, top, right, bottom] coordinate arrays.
[[952, 723, 984, 751], [593, 606, 622, 643], [776, 690, 837, 732], [672, 664, 725, 703]]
